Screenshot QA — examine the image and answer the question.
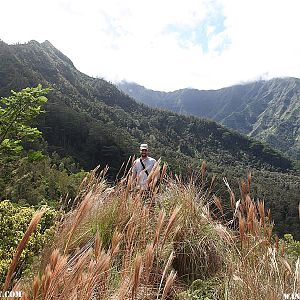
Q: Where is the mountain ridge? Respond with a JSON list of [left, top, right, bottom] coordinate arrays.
[[1, 40, 294, 173], [118, 78, 300, 159]]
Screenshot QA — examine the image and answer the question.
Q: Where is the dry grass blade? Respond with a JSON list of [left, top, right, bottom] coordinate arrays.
[[223, 177, 236, 210], [257, 200, 265, 227], [161, 270, 177, 300], [42, 265, 52, 299], [282, 258, 293, 276], [213, 195, 224, 215], [229, 199, 240, 226], [32, 276, 40, 300], [247, 172, 252, 193], [49, 249, 60, 272], [247, 202, 255, 233], [239, 180, 248, 200], [3, 209, 45, 291], [111, 230, 122, 257], [239, 215, 246, 242], [201, 160, 206, 187], [63, 192, 92, 254], [153, 210, 166, 247], [161, 206, 181, 249], [148, 159, 162, 191], [157, 251, 174, 300], [294, 258, 300, 292], [42, 252, 69, 299], [94, 231, 102, 261], [208, 174, 216, 195], [84, 251, 111, 300], [144, 243, 155, 284], [160, 163, 168, 183], [117, 155, 134, 181], [131, 254, 143, 299], [21, 293, 29, 300]]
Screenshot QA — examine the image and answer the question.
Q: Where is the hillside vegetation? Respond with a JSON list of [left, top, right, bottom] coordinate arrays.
[[118, 79, 300, 160], [0, 40, 299, 238], [0, 40, 293, 174]]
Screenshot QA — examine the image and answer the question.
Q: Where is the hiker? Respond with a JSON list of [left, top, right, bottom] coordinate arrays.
[[132, 143, 157, 190]]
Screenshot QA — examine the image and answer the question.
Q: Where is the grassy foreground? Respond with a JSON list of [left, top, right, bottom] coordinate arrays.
[[3, 162, 300, 299]]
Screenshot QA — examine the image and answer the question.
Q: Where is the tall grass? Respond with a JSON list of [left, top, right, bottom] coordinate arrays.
[[3, 209, 45, 292], [7, 161, 299, 299]]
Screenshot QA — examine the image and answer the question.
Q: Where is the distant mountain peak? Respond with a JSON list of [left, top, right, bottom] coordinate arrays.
[[42, 40, 56, 48], [27, 40, 40, 45], [20, 40, 75, 68]]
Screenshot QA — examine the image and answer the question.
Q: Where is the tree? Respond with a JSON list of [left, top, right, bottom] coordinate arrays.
[[0, 85, 49, 157]]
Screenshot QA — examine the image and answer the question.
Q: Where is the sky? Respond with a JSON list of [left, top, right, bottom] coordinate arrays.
[[1, 0, 300, 91]]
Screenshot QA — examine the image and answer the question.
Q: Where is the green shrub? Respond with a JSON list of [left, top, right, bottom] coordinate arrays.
[[283, 233, 300, 260], [0, 200, 58, 284], [176, 278, 222, 300]]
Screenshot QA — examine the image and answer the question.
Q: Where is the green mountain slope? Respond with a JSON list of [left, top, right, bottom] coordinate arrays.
[[0, 40, 292, 173], [118, 79, 300, 159], [0, 40, 299, 238]]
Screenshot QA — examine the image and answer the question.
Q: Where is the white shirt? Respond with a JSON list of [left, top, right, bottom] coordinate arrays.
[[132, 156, 156, 188]]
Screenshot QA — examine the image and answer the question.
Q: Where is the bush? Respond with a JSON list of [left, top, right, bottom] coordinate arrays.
[[283, 233, 300, 260], [0, 200, 58, 284]]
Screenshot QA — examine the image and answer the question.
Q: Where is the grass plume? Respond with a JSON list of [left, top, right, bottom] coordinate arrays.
[[3, 209, 45, 291]]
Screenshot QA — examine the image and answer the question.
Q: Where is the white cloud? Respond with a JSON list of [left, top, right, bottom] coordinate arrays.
[[218, 0, 300, 83], [1, 0, 300, 91]]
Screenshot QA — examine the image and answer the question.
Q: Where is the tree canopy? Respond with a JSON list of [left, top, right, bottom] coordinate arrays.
[[0, 85, 49, 157]]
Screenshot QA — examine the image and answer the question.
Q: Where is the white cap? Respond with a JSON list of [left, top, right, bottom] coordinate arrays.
[[140, 143, 148, 150]]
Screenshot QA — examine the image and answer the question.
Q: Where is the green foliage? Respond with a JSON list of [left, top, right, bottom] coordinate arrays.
[[27, 149, 45, 162], [0, 200, 58, 284], [283, 233, 300, 260], [1, 154, 87, 206], [92, 199, 120, 250], [0, 85, 49, 157], [0, 86, 86, 207], [176, 278, 221, 300], [0, 139, 23, 156]]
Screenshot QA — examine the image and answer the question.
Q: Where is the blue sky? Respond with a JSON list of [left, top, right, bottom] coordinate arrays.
[[1, 0, 300, 91], [166, 4, 228, 53]]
